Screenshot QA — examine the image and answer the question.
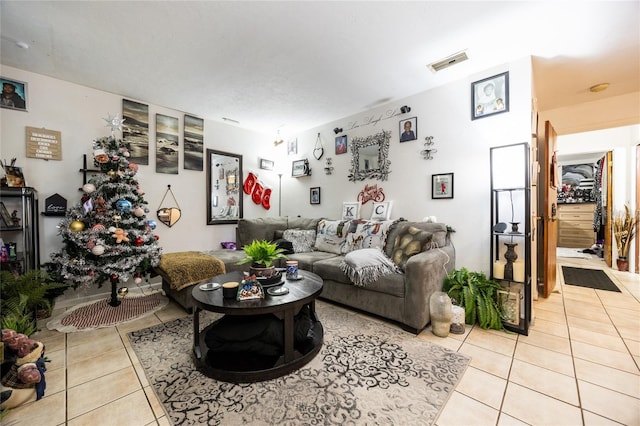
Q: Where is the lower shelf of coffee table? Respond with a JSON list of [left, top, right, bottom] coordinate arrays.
[[193, 319, 323, 383]]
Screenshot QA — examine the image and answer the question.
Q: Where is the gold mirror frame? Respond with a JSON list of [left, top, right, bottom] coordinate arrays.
[[207, 149, 243, 225]]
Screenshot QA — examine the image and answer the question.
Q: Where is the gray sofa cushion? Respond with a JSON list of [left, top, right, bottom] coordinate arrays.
[[311, 255, 350, 284], [285, 251, 338, 272], [236, 217, 288, 247], [287, 217, 320, 230]]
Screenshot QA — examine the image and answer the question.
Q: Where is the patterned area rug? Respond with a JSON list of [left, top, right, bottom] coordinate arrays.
[[129, 302, 470, 425], [47, 292, 168, 332]]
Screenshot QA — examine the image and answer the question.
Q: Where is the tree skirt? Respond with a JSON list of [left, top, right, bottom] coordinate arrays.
[[47, 292, 168, 332], [129, 302, 470, 425]]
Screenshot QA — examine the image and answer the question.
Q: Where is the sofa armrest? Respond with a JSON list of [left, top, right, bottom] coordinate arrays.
[[402, 244, 455, 331]]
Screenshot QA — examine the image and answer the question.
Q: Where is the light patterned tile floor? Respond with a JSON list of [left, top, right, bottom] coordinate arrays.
[[3, 256, 639, 425]]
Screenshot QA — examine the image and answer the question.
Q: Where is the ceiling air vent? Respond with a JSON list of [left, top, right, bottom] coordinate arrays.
[[428, 51, 469, 73]]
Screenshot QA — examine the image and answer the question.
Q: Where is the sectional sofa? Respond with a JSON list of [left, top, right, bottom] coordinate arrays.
[[200, 216, 455, 334]]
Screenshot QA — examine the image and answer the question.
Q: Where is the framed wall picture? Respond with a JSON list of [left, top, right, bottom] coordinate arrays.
[[184, 114, 204, 171], [471, 71, 509, 120], [260, 158, 274, 170], [310, 187, 321, 204], [291, 159, 309, 177], [432, 173, 454, 199], [335, 135, 348, 155], [399, 117, 417, 142], [287, 138, 298, 155], [1, 77, 27, 111]]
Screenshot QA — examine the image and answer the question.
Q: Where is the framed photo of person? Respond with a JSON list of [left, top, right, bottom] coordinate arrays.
[[0, 77, 28, 111], [399, 117, 417, 142], [471, 71, 509, 120], [310, 187, 321, 205], [432, 173, 454, 199], [335, 135, 348, 155]]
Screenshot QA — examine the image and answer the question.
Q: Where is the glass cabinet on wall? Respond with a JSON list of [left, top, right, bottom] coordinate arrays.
[[490, 143, 531, 335]]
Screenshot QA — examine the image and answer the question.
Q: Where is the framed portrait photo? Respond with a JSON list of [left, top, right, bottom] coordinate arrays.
[[310, 187, 321, 205], [399, 117, 417, 142], [432, 173, 454, 199], [471, 71, 509, 120], [1, 77, 28, 111], [335, 135, 348, 155]]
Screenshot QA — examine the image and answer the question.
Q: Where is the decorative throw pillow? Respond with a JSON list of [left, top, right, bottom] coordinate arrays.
[[340, 248, 398, 287], [344, 220, 397, 253], [283, 229, 316, 253], [314, 219, 351, 254], [391, 226, 433, 270]]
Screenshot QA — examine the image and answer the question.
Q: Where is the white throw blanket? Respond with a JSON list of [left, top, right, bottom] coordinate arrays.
[[340, 248, 399, 287]]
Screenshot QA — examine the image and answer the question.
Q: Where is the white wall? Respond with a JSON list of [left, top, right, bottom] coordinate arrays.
[[1, 56, 533, 275], [280, 57, 533, 273]]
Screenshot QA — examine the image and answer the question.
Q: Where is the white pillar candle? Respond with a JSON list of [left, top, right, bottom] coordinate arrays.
[[513, 261, 525, 282], [493, 261, 505, 279]]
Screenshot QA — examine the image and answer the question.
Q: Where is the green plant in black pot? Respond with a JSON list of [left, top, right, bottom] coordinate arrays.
[[443, 267, 503, 330], [236, 240, 288, 278]]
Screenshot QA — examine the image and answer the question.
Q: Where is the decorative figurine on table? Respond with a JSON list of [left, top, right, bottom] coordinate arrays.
[[10, 210, 20, 227], [237, 275, 264, 301]]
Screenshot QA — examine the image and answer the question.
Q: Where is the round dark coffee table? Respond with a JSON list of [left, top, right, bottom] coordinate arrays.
[[191, 269, 323, 383]]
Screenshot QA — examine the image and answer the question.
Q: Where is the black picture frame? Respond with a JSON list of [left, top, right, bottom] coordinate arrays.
[[259, 158, 274, 170], [335, 135, 348, 155], [292, 159, 309, 177], [1, 77, 28, 111], [310, 187, 321, 204], [399, 117, 417, 142], [471, 71, 509, 120], [432, 173, 454, 199]]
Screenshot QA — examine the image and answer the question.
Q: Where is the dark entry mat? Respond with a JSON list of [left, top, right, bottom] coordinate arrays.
[[562, 266, 620, 292]]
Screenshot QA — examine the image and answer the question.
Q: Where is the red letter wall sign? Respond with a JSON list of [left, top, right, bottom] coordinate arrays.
[[244, 172, 271, 210]]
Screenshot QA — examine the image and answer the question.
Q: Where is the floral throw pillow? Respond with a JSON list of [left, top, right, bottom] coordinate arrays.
[[283, 229, 316, 253]]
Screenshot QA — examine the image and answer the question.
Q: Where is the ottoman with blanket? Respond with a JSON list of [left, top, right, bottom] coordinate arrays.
[[156, 251, 226, 312]]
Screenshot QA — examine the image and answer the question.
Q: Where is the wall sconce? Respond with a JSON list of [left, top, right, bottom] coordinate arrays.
[[333, 127, 343, 134], [400, 105, 411, 114], [421, 136, 437, 160], [324, 157, 334, 175]]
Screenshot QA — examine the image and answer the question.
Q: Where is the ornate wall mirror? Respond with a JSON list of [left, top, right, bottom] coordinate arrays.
[[348, 130, 391, 181], [207, 149, 243, 225]]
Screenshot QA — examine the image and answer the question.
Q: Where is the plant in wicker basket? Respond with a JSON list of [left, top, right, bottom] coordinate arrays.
[[613, 204, 637, 271]]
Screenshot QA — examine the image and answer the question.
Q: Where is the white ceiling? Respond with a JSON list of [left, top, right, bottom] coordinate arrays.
[[1, 1, 639, 136]]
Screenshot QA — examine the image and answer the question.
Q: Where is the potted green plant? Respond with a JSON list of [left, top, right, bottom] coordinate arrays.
[[236, 240, 288, 278], [443, 267, 503, 330], [613, 204, 636, 272], [0, 270, 68, 334]]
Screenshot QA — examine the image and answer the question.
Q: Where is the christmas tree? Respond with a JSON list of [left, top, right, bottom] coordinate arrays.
[[50, 116, 162, 294]]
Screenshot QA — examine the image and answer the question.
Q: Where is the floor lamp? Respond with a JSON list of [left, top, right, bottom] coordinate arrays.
[[278, 173, 283, 216]]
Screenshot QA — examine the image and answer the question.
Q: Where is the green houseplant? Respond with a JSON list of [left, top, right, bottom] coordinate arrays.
[[443, 267, 503, 330], [236, 240, 288, 277], [0, 270, 68, 334]]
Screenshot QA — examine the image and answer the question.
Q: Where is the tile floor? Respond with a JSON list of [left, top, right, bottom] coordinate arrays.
[[3, 255, 639, 425]]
